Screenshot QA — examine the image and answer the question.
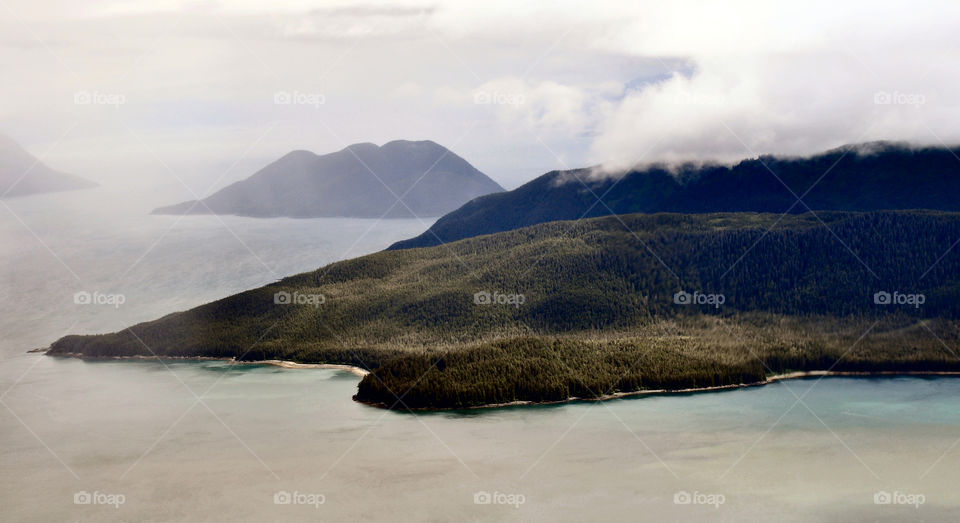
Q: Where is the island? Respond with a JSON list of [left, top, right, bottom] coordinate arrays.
[[0, 134, 97, 198], [47, 210, 960, 409], [152, 140, 504, 219]]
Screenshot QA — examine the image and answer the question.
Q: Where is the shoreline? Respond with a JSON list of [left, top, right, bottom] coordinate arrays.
[[42, 352, 370, 377], [41, 351, 960, 411], [355, 370, 960, 411], [253, 359, 370, 377]]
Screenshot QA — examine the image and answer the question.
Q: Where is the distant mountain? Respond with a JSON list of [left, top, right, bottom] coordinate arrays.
[[389, 142, 960, 250], [0, 134, 96, 197], [152, 140, 504, 218]]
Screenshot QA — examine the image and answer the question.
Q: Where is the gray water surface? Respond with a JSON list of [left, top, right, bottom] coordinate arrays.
[[1, 189, 959, 522]]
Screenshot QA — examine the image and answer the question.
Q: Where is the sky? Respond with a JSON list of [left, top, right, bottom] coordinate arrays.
[[1, 0, 959, 203]]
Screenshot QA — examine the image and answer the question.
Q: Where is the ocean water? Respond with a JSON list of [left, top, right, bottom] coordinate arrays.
[[2, 189, 960, 521]]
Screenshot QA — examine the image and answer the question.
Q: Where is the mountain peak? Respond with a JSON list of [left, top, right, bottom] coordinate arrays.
[[153, 139, 504, 218], [0, 133, 96, 198], [344, 142, 380, 153], [382, 139, 442, 148]]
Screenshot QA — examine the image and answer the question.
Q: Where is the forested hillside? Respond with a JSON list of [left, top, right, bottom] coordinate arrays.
[[49, 210, 960, 408], [390, 143, 960, 249]]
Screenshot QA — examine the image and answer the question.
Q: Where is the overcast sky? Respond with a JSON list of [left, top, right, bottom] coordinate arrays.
[[2, 0, 959, 202]]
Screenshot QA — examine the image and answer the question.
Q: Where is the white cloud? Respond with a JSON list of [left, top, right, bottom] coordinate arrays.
[[390, 81, 423, 98], [581, 0, 960, 170], [2, 0, 959, 191], [432, 78, 620, 142]]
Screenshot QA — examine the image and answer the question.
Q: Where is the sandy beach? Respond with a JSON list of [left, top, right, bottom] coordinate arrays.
[[253, 359, 370, 377], [44, 352, 370, 377], [44, 351, 960, 410]]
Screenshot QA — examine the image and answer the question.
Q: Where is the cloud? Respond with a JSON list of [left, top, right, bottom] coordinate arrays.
[[3, 0, 959, 191], [582, 0, 960, 171], [433, 78, 620, 141], [407, 0, 960, 171], [390, 81, 423, 98]]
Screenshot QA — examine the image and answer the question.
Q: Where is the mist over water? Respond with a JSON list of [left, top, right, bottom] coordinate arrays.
[[2, 189, 960, 521], [0, 186, 431, 354]]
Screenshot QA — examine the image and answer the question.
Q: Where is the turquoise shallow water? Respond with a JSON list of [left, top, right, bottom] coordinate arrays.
[[2, 189, 960, 521], [4, 356, 960, 521]]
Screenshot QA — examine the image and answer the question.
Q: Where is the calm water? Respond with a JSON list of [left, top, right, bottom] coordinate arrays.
[[2, 189, 960, 521]]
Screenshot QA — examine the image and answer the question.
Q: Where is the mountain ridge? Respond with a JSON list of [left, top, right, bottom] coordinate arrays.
[[0, 134, 97, 198], [389, 142, 960, 250], [152, 139, 504, 219]]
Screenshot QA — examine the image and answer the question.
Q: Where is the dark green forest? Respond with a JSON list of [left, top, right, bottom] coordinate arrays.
[[391, 143, 960, 250], [49, 210, 960, 408]]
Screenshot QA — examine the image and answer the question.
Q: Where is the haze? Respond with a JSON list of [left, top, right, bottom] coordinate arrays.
[[1, 0, 958, 207]]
